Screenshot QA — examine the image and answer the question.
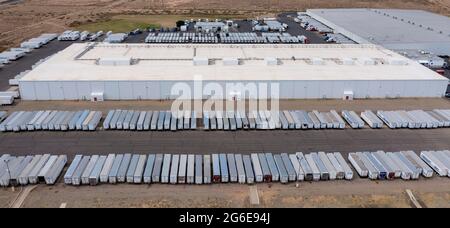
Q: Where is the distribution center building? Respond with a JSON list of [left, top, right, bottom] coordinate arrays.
[[18, 43, 448, 100], [306, 8, 450, 55]]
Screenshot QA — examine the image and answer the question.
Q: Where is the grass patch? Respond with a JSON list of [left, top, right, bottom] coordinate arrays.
[[74, 14, 250, 32]]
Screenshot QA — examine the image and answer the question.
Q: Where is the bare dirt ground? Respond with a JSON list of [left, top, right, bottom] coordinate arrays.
[[1, 98, 449, 114], [0, 187, 19, 208], [1, 0, 449, 51], [8, 176, 449, 208]]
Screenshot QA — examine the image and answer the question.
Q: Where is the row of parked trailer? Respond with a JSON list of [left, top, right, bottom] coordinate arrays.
[[145, 32, 219, 43], [20, 33, 58, 49], [219, 32, 267, 44], [3, 150, 448, 187], [2, 109, 449, 132], [0, 110, 102, 132], [104, 33, 129, 43], [0, 154, 67, 187], [203, 110, 346, 130], [64, 152, 353, 186], [260, 33, 308, 44], [376, 110, 450, 129], [58, 30, 107, 42], [79, 31, 104, 41], [420, 151, 450, 177], [348, 151, 436, 180], [144, 32, 309, 44], [103, 110, 197, 131], [58, 31, 81, 41]]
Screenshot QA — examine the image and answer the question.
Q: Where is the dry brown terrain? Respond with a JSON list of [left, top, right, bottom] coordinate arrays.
[[2, 98, 449, 114], [0, 176, 448, 208], [0, 0, 450, 51]]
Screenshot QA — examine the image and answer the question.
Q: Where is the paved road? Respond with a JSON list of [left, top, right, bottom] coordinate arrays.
[[1, 128, 449, 158]]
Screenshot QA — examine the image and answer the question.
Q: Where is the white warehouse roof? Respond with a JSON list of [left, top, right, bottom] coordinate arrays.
[[19, 43, 446, 82], [306, 8, 450, 55]]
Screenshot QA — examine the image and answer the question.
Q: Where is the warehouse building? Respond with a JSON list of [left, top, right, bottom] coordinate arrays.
[[18, 43, 448, 101], [306, 9, 450, 56]]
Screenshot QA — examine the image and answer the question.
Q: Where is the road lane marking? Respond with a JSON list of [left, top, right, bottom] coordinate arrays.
[[249, 186, 260, 205], [406, 189, 422, 208], [11, 185, 36, 208]]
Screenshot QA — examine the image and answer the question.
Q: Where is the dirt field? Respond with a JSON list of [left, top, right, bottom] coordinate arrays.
[[1, 98, 449, 114], [0, 188, 19, 208], [0, 176, 446, 208], [1, 0, 450, 51]]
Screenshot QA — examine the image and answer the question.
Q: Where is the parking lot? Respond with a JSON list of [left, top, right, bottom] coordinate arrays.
[[1, 127, 449, 157], [277, 12, 327, 43], [0, 40, 76, 91], [0, 98, 448, 159]]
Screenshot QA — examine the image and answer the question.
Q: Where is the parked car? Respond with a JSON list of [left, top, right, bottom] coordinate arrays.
[[129, 29, 142, 35], [445, 93, 450, 98], [436, 69, 445, 75]]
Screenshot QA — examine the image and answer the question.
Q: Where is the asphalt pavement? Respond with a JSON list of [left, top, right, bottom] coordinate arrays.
[[1, 128, 449, 158]]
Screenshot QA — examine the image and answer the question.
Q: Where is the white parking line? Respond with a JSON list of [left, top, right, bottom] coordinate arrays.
[[249, 186, 260, 205], [406, 189, 422, 208]]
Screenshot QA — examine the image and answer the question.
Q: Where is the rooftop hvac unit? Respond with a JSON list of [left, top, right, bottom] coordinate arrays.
[[388, 59, 408, 65], [342, 58, 355, 65], [311, 58, 324, 65], [193, 57, 209, 66], [98, 57, 131, 66], [360, 58, 376, 65], [265, 57, 278, 66], [223, 57, 239, 66]]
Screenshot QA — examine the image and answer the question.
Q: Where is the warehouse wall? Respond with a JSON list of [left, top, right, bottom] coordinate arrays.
[[19, 80, 448, 100]]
